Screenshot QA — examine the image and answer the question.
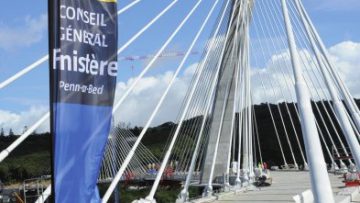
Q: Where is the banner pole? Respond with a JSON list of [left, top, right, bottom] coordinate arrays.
[[48, 0, 59, 201]]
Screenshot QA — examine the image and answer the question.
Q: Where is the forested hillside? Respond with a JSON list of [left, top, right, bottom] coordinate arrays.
[[0, 100, 358, 184]]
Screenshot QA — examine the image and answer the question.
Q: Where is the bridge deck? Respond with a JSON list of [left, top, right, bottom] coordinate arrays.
[[203, 171, 359, 203]]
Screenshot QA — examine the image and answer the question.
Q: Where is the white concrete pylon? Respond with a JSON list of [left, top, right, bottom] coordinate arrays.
[[176, 1, 233, 202], [281, 0, 335, 202]]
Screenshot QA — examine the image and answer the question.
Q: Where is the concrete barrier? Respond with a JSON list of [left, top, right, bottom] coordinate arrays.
[[293, 189, 314, 203], [336, 186, 360, 203]]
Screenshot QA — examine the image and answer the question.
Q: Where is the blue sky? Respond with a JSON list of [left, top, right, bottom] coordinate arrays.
[[0, 0, 359, 133]]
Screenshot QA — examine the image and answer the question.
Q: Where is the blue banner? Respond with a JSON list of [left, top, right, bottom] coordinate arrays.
[[49, 0, 118, 202]]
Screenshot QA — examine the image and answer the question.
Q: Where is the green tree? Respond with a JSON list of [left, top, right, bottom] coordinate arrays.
[[22, 126, 28, 134], [8, 128, 14, 136], [0, 128, 4, 137]]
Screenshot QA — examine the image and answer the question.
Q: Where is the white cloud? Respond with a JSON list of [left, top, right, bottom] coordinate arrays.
[[328, 41, 360, 98], [0, 14, 47, 50], [0, 41, 359, 132], [0, 106, 48, 135], [251, 41, 360, 104], [113, 63, 197, 127], [0, 63, 197, 133]]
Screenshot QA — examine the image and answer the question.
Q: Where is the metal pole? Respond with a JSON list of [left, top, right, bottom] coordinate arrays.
[[109, 136, 120, 203], [114, 184, 120, 203], [245, 15, 254, 182], [34, 185, 51, 203], [298, 0, 360, 132], [281, 0, 334, 202], [176, 69, 217, 202], [241, 30, 252, 186], [295, 0, 360, 170], [235, 78, 245, 187]]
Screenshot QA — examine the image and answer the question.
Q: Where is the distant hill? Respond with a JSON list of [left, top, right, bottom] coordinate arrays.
[[0, 133, 51, 183], [0, 99, 358, 183]]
